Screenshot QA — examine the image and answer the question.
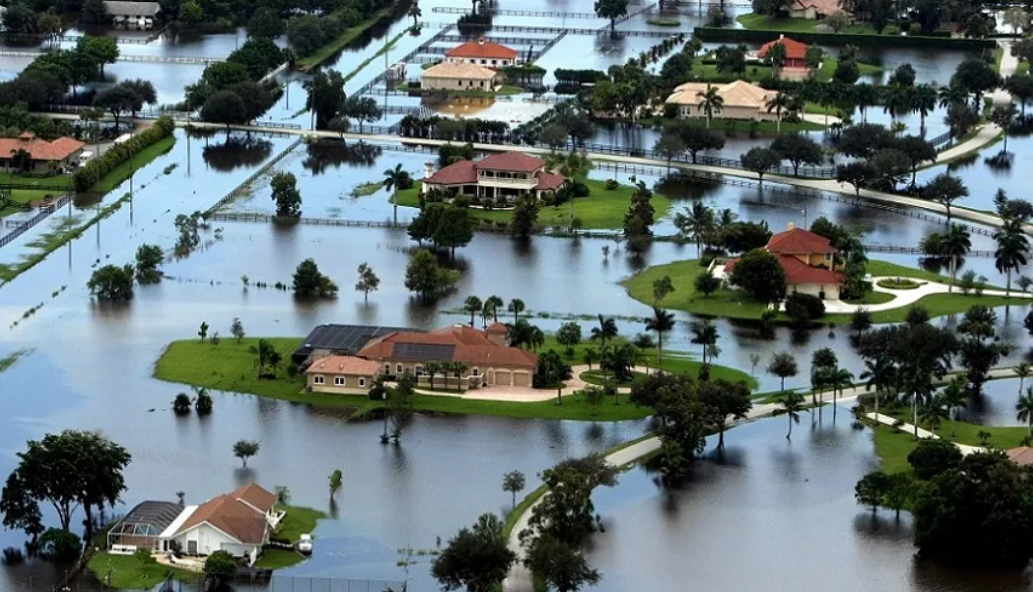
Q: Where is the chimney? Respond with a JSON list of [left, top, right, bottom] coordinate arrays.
[[786, 222, 795, 231], [478, 36, 486, 45], [424, 161, 435, 179], [779, 34, 784, 40]]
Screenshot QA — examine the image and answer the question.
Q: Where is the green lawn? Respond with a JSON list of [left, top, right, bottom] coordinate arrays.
[[393, 179, 673, 231], [814, 58, 883, 82], [1, 189, 62, 216], [624, 259, 1025, 324], [87, 552, 195, 590], [581, 369, 645, 386], [297, 5, 398, 69], [342, 30, 406, 84], [993, 46, 1005, 73], [1018, 60, 1030, 76], [843, 290, 896, 305], [253, 548, 306, 570], [0, 171, 72, 188], [276, 504, 326, 542], [736, 13, 881, 34], [89, 135, 176, 194]]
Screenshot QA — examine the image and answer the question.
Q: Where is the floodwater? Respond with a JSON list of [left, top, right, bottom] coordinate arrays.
[[0, 2, 1032, 591]]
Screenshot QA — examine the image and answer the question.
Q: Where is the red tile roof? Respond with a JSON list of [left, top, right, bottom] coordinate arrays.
[[356, 325, 537, 369], [176, 484, 276, 544], [486, 322, 508, 334], [758, 36, 810, 61], [1007, 447, 1033, 466], [307, 355, 382, 376], [446, 39, 518, 60], [426, 159, 477, 185], [535, 172, 565, 191], [0, 134, 84, 162], [766, 227, 838, 255], [229, 483, 277, 514], [775, 254, 844, 284], [477, 152, 546, 173]]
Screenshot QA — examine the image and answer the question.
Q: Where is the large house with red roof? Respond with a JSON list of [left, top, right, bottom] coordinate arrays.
[[304, 323, 538, 391], [421, 151, 565, 204], [723, 223, 844, 300], [445, 37, 519, 68], [758, 35, 812, 78], [0, 132, 84, 174]]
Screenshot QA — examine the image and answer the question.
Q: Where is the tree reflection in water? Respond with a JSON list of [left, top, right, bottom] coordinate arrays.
[[303, 140, 384, 175], [201, 134, 273, 172]]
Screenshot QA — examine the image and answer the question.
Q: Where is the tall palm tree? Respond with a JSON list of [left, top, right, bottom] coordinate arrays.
[[1017, 386, 1033, 437], [673, 201, 715, 256], [861, 355, 896, 427], [591, 314, 619, 346], [903, 368, 933, 439], [407, 1, 422, 27], [853, 83, 880, 123], [911, 84, 938, 135], [773, 390, 805, 440], [816, 83, 837, 127], [697, 85, 724, 129], [507, 298, 526, 322], [883, 85, 913, 125], [1016, 362, 1032, 395], [939, 224, 971, 293], [690, 319, 719, 366], [940, 377, 968, 438], [919, 394, 950, 434], [463, 296, 482, 326], [645, 308, 675, 367], [383, 163, 410, 217], [766, 92, 792, 133], [938, 84, 967, 110], [483, 295, 504, 324], [994, 218, 1030, 297], [828, 367, 854, 417], [424, 361, 441, 390]]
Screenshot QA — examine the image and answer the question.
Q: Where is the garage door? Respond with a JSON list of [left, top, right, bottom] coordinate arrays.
[[495, 370, 512, 386], [513, 372, 530, 387]]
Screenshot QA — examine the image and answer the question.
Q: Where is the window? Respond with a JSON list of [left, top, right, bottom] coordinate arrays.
[[453, 370, 461, 378], [472, 368, 480, 377], [334, 377, 345, 386], [480, 81, 484, 87], [359, 378, 366, 387], [396, 364, 403, 373], [384, 363, 391, 373], [491, 60, 497, 65], [313, 375, 325, 385]]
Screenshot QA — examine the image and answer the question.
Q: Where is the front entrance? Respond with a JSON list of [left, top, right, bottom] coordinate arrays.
[[187, 540, 197, 555]]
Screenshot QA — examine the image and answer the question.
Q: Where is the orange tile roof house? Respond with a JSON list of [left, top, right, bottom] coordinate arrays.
[[355, 324, 538, 389], [421, 151, 565, 206], [445, 37, 520, 68], [723, 223, 845, 300], [154, 483, 284, 566], [0, 133, 84, 174], [305, 354, 383, 394], [758, 35, 813, 74]]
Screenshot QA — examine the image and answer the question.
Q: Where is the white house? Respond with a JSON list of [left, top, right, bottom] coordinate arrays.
[[157, 483, 283, 566]]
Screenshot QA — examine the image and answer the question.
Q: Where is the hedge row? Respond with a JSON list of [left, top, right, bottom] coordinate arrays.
[[694, 27, 995, 50], [72, 116, 175, 193]]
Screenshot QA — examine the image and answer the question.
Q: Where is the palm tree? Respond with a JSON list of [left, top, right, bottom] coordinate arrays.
[[690, 319, 719, 366], [938, 84, 967, 110], [590, 314, 618, 346], [463, 296, 482, 326], [911, 84, 938, 135], [645, 308, 675, 367], [883, 85, 912, 125], [407, 1, 421, 27], [853, 83, 880, 123], [697, 85, 724, 129], [10, 148, 31, 173], [903, 368, 933, 439], [940, 377, 968, 438], [1017, 386, 1033, 437], [766, 92, 792, 133], [673, 201, 715, 256], [424, 361, 441, 390], [483, 295, 503, 324], [773, 390, 805, 440], [507, 298, 526, 322], [383, 163, 410, 217], [828, 367, 854, 417], [248, 339, 277, 379], [860, 355, 896, 427], [816, 83, 837, 127], [1016, 363, 1032, 395], [994, 218, 1030, 297], [939, 224, 971, 293], [919, 394, 950, 434]]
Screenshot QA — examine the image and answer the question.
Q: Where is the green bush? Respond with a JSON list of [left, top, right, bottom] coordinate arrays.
[[72, 116, 176, 192], [604, 179, 619, 190], [907, 22, 922, 36]]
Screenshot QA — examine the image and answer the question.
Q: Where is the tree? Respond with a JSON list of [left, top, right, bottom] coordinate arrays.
[[194, 388, 213, 415], [860, 354, 895, 424], [198, 321, 209, 342], [87, 264, 134, 301], [740, 147, 781, 185], [520, 454, 618, 546], [246, 7, 284, 38], [204, 550, 237, 583], [834, 123, 894, 161], [676, 122, 725, 164], [270, 172, 302, 219], [305, 70, 347, 130], [293, 258, 338, 298], [645, 308, 675, 366], [178, 0, 203, 23], [405, 248, 460, 299], [770, 134, 823, 176], [696, 85, 724, 129], [134, 244, 163, 284], [383, 163, 414, 209], [833, 161, 874, 197], [432, 513, 516, 592], [834, 59, 860, 85], [694, 269, 721, 297], [1, 431, 130, 546], [689, 319, 719, 367], [502, 470, 525, 509], [1016, 363, 1032, 395], [524, 534, 600, 592], [674, 201, 715, 255], [825, 9, 849, 32], [354, 263, 380, 303], [483, 295, 504, 324], [343, 95, 382, 133], [622, 180, 655, 238], [556, 322, 582, 356], [937, 377, 967, 437], [766, 42, 786, 78], [408, 2, 422, 27], [511, 194, 540, 239], [924, 174, 969, 224], [912, 451, 1033, 569], [773, 390, 805, 439], [249, 338, 279, 379], [232, 439, 260, 467], [729, 249, 786, 303], [173, 393, 192, 415], [855, 471, 890, 513], [81, 0, 109, 24], [937, 224, 971, 292], [432, 206, 474, 257], [505, 298, 526, 323], [1006, 75, 1033, 115], [953, 58, 1001, 110], [77, 36, 118, 75], [590, 314, 618, 346], [851, 308, 873, 338], [896, 135, 937, 186], [911, 84, 939, 132], [699, 379, 752, 448], [1017, 387, 1033, 437], [908, 439, 963, 480], [200, 90, 247, 129], [93, 85, 136, 129], [594, 0, 629, 32], [992, 103, 1019, 153], [652, 133, 685, 173], [767, 352, 798, 391], [329, 469, 343, 498], [994, 218, 1030, 296], [40, 529, 82, 562]]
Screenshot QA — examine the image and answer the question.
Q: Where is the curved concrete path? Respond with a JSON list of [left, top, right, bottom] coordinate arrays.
[[821, 276, 1033, 314], [866, 412, 985, 455]]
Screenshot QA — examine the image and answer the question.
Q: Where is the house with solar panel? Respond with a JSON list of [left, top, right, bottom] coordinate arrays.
[[304, 324, 538, 392]]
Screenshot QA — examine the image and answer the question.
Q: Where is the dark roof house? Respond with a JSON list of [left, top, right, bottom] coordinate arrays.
[[292, 323, 418, 365]]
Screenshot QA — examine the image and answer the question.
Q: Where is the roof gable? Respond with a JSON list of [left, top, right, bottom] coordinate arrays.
[[766, 227, 837, 254], [476, 151, 545, 172], [446, 39, 519, 60], [422, 61, 498, 80], [426, 159, 477, 185], [759, 36, 810, 60]]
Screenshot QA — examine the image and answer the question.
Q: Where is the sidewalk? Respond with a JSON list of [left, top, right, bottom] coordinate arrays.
[[821, 275, 1033, 314], [866, 412, 985, 455]]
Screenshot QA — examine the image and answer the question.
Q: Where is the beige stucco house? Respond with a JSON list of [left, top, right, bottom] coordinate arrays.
[[305, 355, 382, 394], [445, 38, 519, 68], [422, 62, 498, 91], [421, 151, 565, 203], [721, 223, 844, 300], [665, 80, 782, 122]]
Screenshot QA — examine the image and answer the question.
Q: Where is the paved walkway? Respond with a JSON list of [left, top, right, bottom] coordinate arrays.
[[993, 40, 1019, 105], [821, 275, 1033, 314], [866, 412, 985, 455], [801, 112, 843, 126]]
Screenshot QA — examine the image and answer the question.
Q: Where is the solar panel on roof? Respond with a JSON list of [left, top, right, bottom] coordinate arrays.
[[293, 324, 421, 363], [393, 343, 455, 362]]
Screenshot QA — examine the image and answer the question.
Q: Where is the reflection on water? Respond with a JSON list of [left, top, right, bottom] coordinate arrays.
[[202, 135, 275, 171]]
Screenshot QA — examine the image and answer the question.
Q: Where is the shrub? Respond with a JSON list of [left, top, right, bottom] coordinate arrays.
[[72, 116, 175, 192], [134, 548, 156, 564], [39, 528, 81, 562], [784, 292, 825, 320], [908, 22, 922, 36], [605, 179, 619, 190]]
